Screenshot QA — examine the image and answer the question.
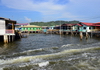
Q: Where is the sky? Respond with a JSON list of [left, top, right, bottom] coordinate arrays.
[[0, 0, 100, 23]]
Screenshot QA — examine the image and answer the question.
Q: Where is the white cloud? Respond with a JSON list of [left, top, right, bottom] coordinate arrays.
[[1, 0, 100, 22], [1, 0, 65, 14], [24, 16, 31, 22]]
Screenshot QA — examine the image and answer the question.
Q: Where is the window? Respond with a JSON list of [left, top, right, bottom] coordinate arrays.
[[83, 27, 86, 29], [6, 24, 12, 29], [78, 27, 79, 30], [25, 28, 27, 30], [89, 27, 91, 29], [92, 27, 95, 29]]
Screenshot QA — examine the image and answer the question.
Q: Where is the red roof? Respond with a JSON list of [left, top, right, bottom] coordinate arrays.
[[77, 22, 100, 26], [93, 22, 100, 26], [77, 23, 83, 26], [81, 22, 94, 26]]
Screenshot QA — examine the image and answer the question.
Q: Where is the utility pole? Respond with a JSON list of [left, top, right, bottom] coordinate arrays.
[[60, 21, 61, 35]]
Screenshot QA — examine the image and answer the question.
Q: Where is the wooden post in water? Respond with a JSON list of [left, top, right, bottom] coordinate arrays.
[[12, 35, 15, 42], [66, 32, 68, 35], [4, 35, 8, 43], [80, 31, 83, 40], [12, 35, 13, 42], [91, 31, 93, 38], [71, 30, 73, 36], [8, 35, 10, 42], [75, 30, 78, 35], [86, 31, 89, 39]]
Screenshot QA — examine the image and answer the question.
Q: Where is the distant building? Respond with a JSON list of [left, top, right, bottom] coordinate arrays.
[[21, 25, 42, 32], [15, 23, 29, 30], [16, 23, 29, 26]]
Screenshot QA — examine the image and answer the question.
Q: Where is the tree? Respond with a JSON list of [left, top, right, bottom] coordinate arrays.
[[30, 20, 80, 26]]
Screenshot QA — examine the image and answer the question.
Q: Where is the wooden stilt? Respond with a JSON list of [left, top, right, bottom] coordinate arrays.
[[4, 35, 8, 43], [86, 31, 89, 39], [59, 31, 62, 35], [71, 31, 73, 36], [80, 32, 83, 40], [75, 30, 78, 35], [66, 32, 68, 35], [9, 35, 10, 42], [91, 31, 92, 38], [75, 32, 77, 35], [12, 35, 15, 42]]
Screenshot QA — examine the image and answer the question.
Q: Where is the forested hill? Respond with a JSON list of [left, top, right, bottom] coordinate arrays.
[[30, 20, 80, 26]]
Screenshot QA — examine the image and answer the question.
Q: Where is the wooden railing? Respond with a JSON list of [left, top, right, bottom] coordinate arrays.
[[6, 29, 14, 34]]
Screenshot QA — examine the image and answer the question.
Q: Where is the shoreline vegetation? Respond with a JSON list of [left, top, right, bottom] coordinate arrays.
[[30, 20, 80, 26]]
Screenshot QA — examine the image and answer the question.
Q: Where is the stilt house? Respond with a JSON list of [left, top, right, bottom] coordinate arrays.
[[61, 24, 76, 31], [0, 17, 16, 43], [75, 22, 100, 32]]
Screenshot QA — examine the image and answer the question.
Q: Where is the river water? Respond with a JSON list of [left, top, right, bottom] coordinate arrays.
[[0, 34, 100, 70]]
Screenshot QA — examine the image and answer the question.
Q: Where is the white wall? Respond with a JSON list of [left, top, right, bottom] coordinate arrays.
[[0, 20, 5, 35], [82, 24, 91, 32]]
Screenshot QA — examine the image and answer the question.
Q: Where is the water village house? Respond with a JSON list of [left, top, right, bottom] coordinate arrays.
[[0, 17, 16, 43], [15, 23, 29, 30], [42, 25, 61, 34], [61, 24, 76, 31], [52, 25, 61, 34], [21, 25, 42, 33], [93, 22, 100, 31], [47, 26, 55, 32], [42, 26, 48, 33], [42, 26, 55, 33], [75, 22, 100, 32], [53, 25, 61, 31]]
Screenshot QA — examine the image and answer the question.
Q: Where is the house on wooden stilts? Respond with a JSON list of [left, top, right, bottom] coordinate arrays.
[[61, 24, 76, 35], [0, 17, 16, 43], [21, 25, 42, 33], [75, 22, 100, 38]]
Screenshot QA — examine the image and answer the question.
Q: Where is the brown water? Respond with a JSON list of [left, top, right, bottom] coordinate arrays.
[[0, 34, 100, 70]]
